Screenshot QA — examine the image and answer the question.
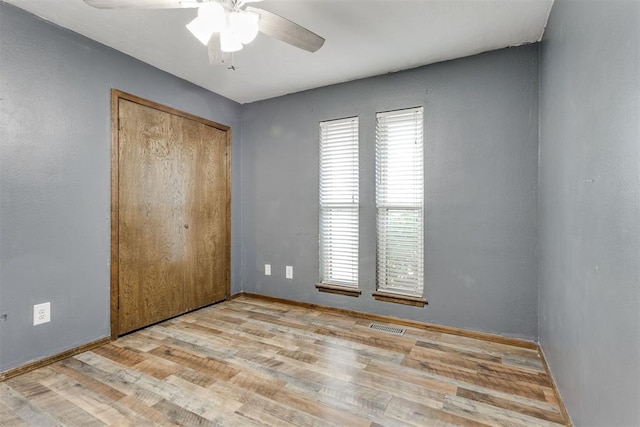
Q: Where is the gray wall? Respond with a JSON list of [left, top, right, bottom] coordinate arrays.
[[240, 45, 540, 340], [538, 0, 640, 425], [0, 2, 242, 373]]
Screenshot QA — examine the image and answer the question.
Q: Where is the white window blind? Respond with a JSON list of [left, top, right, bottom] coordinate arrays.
[[319, 117, 359, 288], [375, 107, 424, 297]]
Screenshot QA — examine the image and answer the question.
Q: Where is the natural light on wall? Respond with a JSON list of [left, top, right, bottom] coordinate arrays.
[[319, 117, 359, 288], [376, 107, 424, 297]]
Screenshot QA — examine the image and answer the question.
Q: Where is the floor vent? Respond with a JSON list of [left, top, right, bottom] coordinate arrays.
[[368, 323, 406, 336]]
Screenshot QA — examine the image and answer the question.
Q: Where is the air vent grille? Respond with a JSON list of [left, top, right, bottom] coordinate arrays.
[[368, 323, 406, 336]]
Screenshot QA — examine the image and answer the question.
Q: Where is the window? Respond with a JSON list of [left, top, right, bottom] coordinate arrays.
[[319, 117, 359, 288], [375, 107, 424, 297]]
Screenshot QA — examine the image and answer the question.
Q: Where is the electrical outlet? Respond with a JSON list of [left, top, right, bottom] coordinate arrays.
[[285, 266, 293, 279], [265, 264, 271, 276], [33, 302, 50, 326]]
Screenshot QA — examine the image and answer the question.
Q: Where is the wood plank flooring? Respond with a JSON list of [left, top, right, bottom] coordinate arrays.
[[1, 296, 568, 426]]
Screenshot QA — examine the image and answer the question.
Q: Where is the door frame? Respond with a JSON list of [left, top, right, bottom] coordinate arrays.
[[110, 89, 231, 339]]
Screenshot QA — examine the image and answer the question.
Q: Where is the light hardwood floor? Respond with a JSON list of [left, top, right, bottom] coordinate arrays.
[[0, 296, 568, 426]]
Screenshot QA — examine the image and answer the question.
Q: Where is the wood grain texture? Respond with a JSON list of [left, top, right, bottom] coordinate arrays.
[[0, 338, 110, 382], [1, 296, 569, 426], [372, 291, 428, 307], [110, 90, 120, 340], [112, 90, 230, 335], [118, 98, 185, 333], [239, 292, 539, 350], [316, 283, 363, 297]]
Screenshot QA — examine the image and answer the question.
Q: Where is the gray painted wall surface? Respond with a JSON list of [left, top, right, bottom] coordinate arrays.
[[0, 2, 241, 372], [538, 1, 640, 425], [240, 45, 540, 340]]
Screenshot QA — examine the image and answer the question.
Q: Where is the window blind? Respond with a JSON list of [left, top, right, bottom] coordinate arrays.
[[375, 107, 424, 297], [319, 117, 359, 288]]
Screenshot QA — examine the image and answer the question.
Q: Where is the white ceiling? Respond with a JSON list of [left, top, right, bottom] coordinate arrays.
[[4, 0, 553, 104]]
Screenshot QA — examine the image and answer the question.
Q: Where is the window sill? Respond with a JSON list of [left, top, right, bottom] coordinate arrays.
[[315, 283, 361, 297], [372, 291, 427, 307]]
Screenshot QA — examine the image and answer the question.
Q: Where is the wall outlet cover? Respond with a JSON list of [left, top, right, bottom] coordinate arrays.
[[265, 264, 271, 276], [33, 302, 51, 326], [286, 266, 293, 279]]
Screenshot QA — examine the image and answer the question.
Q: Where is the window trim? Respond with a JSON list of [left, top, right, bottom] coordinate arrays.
[[315, 283, 362, 297], [372, 291, 427, 307]]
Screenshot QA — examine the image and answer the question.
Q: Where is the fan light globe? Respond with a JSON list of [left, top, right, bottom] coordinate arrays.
[[198, 2, 225, 31], [220, 28, 243, 52], [186, 17, 214, 45], [186, 2, 225, 46], [230, 11, 259, 45]]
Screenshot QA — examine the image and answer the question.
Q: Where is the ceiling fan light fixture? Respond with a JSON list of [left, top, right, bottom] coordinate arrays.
[[220, 28, 243, 52], [186, 16, 215, 45], [198, 2, 225, 31], [230, 10, 259, 45], [185, 2, 225, 46]]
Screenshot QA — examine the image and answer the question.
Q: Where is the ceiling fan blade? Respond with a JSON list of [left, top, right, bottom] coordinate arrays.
[[208, 34, 232, 66], [246, 6, 324, 53], [83, 0, 198, 9]]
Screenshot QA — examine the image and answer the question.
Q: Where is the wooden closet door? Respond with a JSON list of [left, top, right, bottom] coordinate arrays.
[[117, 98, 228, 335], [183, 119, 229, 310]]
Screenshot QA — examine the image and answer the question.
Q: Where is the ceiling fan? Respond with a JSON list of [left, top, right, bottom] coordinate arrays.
[[83, 0, 325, 66]]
